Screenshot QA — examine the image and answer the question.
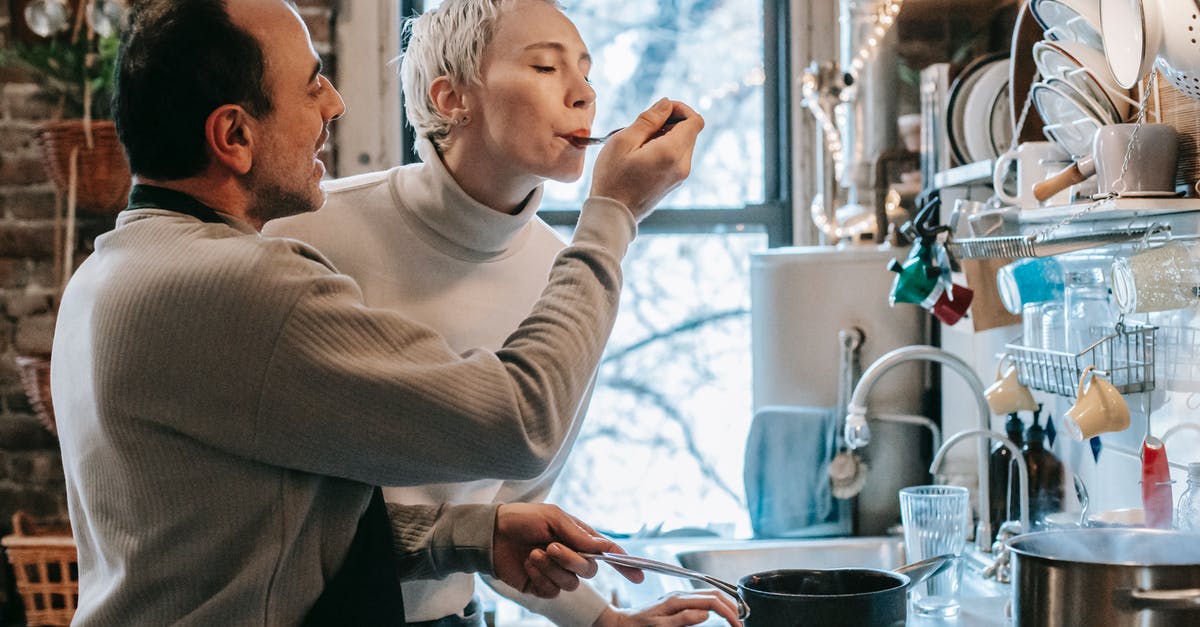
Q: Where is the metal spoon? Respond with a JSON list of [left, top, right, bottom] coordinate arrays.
[[568, 115, 688, 147], [580, 551, 750, 619]]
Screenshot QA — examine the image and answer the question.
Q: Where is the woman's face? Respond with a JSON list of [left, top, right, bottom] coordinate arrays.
[[457, 0, 596, 185]]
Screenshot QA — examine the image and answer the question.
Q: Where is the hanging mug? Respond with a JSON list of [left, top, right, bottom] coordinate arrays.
[[1063, 366, 1130, 441], [984, 354, 1039, 415]]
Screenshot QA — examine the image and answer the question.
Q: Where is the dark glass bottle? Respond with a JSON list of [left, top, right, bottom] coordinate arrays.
[[1023, 405, 1064, 530], [988, 412, 1025, 543]]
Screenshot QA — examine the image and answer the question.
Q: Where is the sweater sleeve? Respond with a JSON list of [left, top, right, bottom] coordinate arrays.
[[252, 197, 635, 487], [387, 503, 498, 581]]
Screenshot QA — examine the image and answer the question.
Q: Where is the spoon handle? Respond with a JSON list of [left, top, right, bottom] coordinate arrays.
[[579, 552, 749, 619]]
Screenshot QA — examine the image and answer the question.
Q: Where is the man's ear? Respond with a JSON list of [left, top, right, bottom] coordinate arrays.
[[430, 76, 469, 123], [205, 104, 254, 175]]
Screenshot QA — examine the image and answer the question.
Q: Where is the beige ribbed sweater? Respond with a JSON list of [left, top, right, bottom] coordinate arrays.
[[51, 196, 635, 626]]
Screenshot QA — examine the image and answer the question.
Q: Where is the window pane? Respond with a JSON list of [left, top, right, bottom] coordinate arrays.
[[546, 230, 765, 536], [420, 0, 766, 210]]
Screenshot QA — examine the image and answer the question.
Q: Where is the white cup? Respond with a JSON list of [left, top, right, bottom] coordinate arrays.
[[993, 141, 1072, 208]]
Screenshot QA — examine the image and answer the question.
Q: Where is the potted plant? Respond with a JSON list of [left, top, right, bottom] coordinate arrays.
[[3, 1, 129, 437], [2, 0, 129, 216]]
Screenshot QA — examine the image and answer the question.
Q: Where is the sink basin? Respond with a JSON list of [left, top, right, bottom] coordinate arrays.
[[674, 536, 906, 584]]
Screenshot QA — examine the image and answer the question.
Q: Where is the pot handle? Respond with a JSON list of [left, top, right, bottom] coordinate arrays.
[[1118, 588, 1200, 611], [581, 552, 751, 620]]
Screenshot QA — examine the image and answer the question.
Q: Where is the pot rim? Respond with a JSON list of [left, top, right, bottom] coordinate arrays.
[[738, 567, 910, 600], [1006, 528, 1200, 567]]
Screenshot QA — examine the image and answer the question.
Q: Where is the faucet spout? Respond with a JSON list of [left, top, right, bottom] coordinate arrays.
[[931, 428, 1031, 541], [845, 346, 993, 545]]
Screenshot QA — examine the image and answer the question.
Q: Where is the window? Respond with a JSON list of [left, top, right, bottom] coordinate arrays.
[[398, 0, 790, 539]]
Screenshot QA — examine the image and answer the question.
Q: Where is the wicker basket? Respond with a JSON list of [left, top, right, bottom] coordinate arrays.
[[36, 119, 131, 216], [1142, 73, 1200, 193], [14, 355, 56, 436], [1, 512, 78, 627]]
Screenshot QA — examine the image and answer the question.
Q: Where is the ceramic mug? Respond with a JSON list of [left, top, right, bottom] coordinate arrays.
[[992, 141, 1072, 208], [1063, 365, 1131, 441], [1092, 123, 1179, 196], [985, 354, 1039, 415]]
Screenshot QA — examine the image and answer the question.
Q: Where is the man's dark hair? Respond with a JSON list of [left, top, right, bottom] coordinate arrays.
[[113, 0, 274, 180]]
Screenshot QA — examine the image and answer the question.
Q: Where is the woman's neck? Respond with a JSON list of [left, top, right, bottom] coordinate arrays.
[[438, 141, 539, 215]]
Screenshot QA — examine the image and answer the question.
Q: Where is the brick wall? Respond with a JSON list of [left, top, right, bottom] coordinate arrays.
[[0, 0, 339, 621]]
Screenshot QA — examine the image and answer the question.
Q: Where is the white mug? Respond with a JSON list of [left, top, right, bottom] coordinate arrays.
[[993, 141, 1072, 208]]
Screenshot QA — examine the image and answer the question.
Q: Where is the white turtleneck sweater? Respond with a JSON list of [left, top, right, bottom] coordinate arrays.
[[264, 138, 609, 626]]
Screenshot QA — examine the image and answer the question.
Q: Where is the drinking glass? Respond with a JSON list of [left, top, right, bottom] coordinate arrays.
[[899, 485, 970, 618]]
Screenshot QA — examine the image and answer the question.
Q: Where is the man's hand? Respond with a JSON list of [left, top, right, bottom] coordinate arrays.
[[492, 503, 644, 599], [590, 98, 704, 221], [593, 591, 743, 627]]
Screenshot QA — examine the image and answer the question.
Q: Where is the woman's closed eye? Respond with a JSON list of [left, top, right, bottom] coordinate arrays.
[[532, 65, 557, 73]]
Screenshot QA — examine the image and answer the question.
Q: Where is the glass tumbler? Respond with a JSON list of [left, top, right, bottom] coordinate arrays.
[[899, 485, 970, 618]]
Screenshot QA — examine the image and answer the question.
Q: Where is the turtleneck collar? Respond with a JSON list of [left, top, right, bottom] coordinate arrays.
[[392, 135, 544, 256]]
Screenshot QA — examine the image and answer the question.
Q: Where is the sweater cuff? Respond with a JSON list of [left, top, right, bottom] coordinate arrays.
[[428, 503, 498, 578], [574, 196, 637, 261]]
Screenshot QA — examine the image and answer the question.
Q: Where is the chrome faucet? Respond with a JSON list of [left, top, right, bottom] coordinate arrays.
[[930, 428, 1030, 551], [844, 345, 995, 546]]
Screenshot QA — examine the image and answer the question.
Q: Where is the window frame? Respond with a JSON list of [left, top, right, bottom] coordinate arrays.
[[395, 0, 793, 248]]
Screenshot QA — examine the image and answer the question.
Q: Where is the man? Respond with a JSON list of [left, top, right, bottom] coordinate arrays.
[[265, 1, 736, 625], [50, 0, 704, 625]]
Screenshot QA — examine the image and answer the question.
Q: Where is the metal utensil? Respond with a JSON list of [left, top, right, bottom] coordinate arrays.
[[580, 551, 750, 619], [568, 115, 688, 147]]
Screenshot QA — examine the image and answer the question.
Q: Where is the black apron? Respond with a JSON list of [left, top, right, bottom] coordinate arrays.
[[126, 185, 407, 625]]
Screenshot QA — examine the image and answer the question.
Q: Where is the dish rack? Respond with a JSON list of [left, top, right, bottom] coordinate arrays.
[[1005, 320, 1157, 396]]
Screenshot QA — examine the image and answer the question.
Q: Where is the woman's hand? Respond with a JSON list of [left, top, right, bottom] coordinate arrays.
[[593, 590, 743, 627]]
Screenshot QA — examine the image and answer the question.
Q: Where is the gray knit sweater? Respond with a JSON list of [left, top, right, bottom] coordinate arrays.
[[51, 196, 635, 626]]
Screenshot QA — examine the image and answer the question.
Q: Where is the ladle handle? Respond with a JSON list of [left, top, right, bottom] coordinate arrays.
[[580, 552, 750, 619]]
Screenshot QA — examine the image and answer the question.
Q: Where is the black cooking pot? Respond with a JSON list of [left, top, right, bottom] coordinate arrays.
[[584, 551, 952, 627], [738, 567, 909, 626]]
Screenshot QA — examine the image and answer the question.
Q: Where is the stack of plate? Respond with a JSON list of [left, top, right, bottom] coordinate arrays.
[[1028, 0, 1133, 158], [946, 52, 1013, 165]]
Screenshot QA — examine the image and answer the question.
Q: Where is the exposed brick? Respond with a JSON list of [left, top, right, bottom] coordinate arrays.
[[0, 186, 56, 220], [0, 317, 11, 353], [27, 259, 55, 288], [0, 258, 24, 289], [3, 83, 59, 121], [0, 416, 55, 451], [2, 290, 53, 318], [0, 122, 39, 153], [0, 482, 64, 522], [301, 9, 333, 45], [3, 389, 31, 415], [0, 223, 55, 258], [0, 153, 48, 186], [13, 313, 53, 355], [6, 450, 62, 486]]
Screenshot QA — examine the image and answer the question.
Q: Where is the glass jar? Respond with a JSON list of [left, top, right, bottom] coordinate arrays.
[[1064, 267, 1116, 359], [1176, 462, 1200, 531]]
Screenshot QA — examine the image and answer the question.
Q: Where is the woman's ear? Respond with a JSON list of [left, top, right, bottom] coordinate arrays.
[[430, 76, 469, 124], [205, 104, 254, 175]]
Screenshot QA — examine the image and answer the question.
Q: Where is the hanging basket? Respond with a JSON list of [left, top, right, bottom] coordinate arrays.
[[14, 355, 56, 436], [36, 120, 131, 216]]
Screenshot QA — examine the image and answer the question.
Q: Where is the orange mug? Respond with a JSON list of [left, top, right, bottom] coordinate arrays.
[[984, 354, 1038, 415], [1063, 366, 1130, 441]]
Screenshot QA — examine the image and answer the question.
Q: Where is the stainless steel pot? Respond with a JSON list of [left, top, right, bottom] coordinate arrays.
[[1007, 529, 1200, 626]]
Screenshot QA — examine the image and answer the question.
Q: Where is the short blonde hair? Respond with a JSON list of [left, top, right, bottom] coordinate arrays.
[[399, 0, 563, 151]]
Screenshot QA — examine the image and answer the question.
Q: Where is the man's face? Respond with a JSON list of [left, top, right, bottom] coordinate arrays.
[[233, 0, 345, 225], [456, 0, 596, 186]]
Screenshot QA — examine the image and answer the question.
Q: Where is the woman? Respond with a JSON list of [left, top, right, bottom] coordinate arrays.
[[265, 1, 732, 626]]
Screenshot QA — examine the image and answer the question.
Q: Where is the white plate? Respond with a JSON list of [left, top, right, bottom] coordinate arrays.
[[1099, 0, 1162, 89], [1033, 0, 1105, 49], [988, 79, 1014, 158], [1033, 81, 1106, 157], [1032, 39, 1133, 120], [1043, 75, 1118, 124], [962, 59, 1011, 162], [946, 53, 1007, 165]]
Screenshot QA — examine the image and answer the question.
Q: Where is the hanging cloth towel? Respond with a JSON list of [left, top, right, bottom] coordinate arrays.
[[744, 406, 840, 537]]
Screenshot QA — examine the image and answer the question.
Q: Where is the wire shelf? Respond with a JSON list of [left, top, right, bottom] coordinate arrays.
[[1005, 321, 1157, 397]]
